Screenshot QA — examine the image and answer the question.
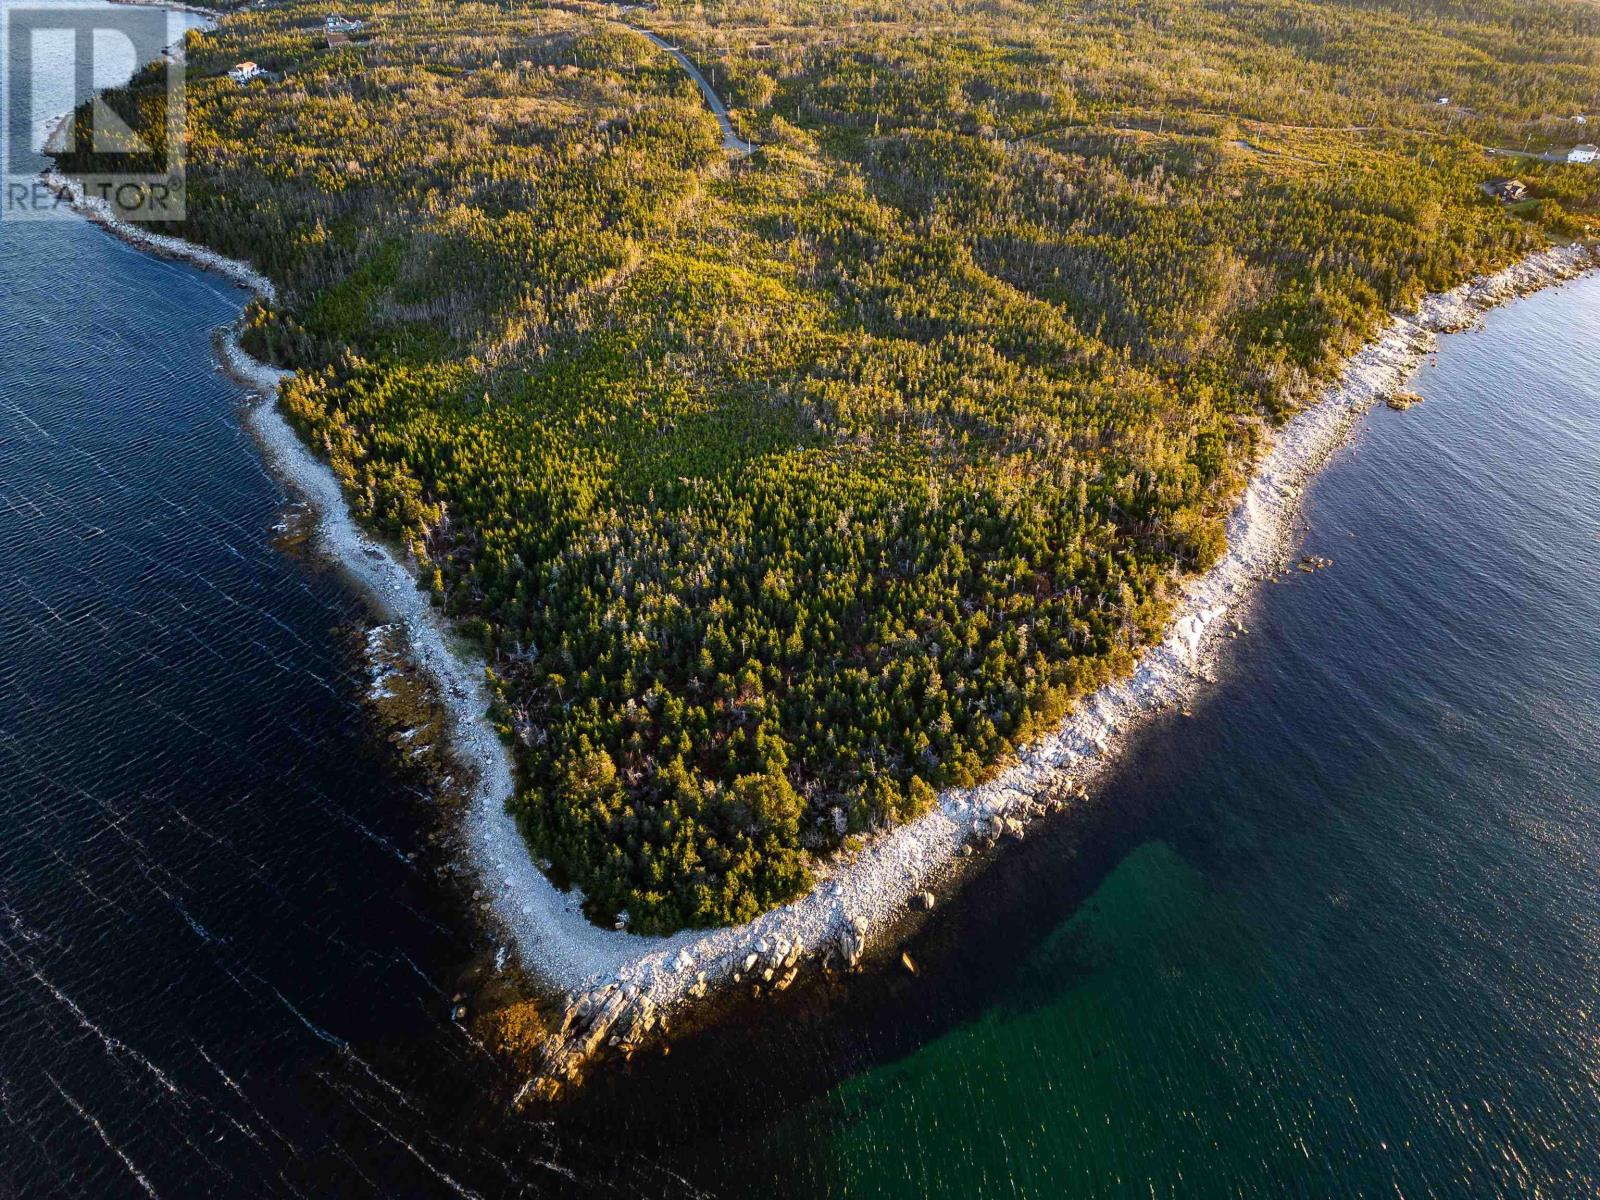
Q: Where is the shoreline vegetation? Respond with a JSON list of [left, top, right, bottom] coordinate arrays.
[[50, 0, 1600, 1100]]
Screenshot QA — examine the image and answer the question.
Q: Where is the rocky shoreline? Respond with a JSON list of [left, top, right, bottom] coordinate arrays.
[[47, 156, 1596, 1098], [514, 240, 1600, 1099]]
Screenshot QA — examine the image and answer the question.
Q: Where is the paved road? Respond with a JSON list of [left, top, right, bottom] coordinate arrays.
[[629, 25, 753, 155]]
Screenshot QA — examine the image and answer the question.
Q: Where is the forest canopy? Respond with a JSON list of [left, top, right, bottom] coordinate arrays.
[[60, 0, 1600, 932]]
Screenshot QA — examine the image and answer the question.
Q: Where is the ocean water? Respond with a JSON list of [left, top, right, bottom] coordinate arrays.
[[4, 5, 1600, 1194], [0, 7, 597, 1195], [627, 272, 1600, 1199]]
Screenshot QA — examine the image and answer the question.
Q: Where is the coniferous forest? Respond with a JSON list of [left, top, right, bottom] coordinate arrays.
[[61, 0, 1600, 932]]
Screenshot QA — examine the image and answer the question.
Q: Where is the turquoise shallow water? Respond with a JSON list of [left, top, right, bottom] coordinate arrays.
[[645, 273, 1600, 1198], [4, 7, 1599, 1190]]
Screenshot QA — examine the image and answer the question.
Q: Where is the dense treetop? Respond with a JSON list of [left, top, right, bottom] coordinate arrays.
[[61, 0, 1599, 931]]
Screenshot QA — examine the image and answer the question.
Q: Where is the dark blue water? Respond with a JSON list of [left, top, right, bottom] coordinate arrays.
[[0, 10, 616, 1195], [5, 6, 1600, 1194], [618, 274, 1600, 1199]]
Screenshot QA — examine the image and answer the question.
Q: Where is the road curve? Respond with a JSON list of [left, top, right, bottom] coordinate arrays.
[[630, 25, 753, 155]]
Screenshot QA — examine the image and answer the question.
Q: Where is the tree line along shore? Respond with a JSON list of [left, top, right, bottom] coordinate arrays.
[[56, 0, 1600, 934]]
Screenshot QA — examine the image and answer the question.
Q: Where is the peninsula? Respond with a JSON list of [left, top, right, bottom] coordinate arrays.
[[53, 0, 1600, 1092]]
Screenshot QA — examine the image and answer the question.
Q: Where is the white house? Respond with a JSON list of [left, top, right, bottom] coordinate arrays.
[[1567, 143, 1599, 164], [228, 61, 265, 84], [326, 13, 363, 33]]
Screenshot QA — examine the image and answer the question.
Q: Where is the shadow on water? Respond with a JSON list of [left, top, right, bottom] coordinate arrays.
[[556, 703, 1243, 1174]]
